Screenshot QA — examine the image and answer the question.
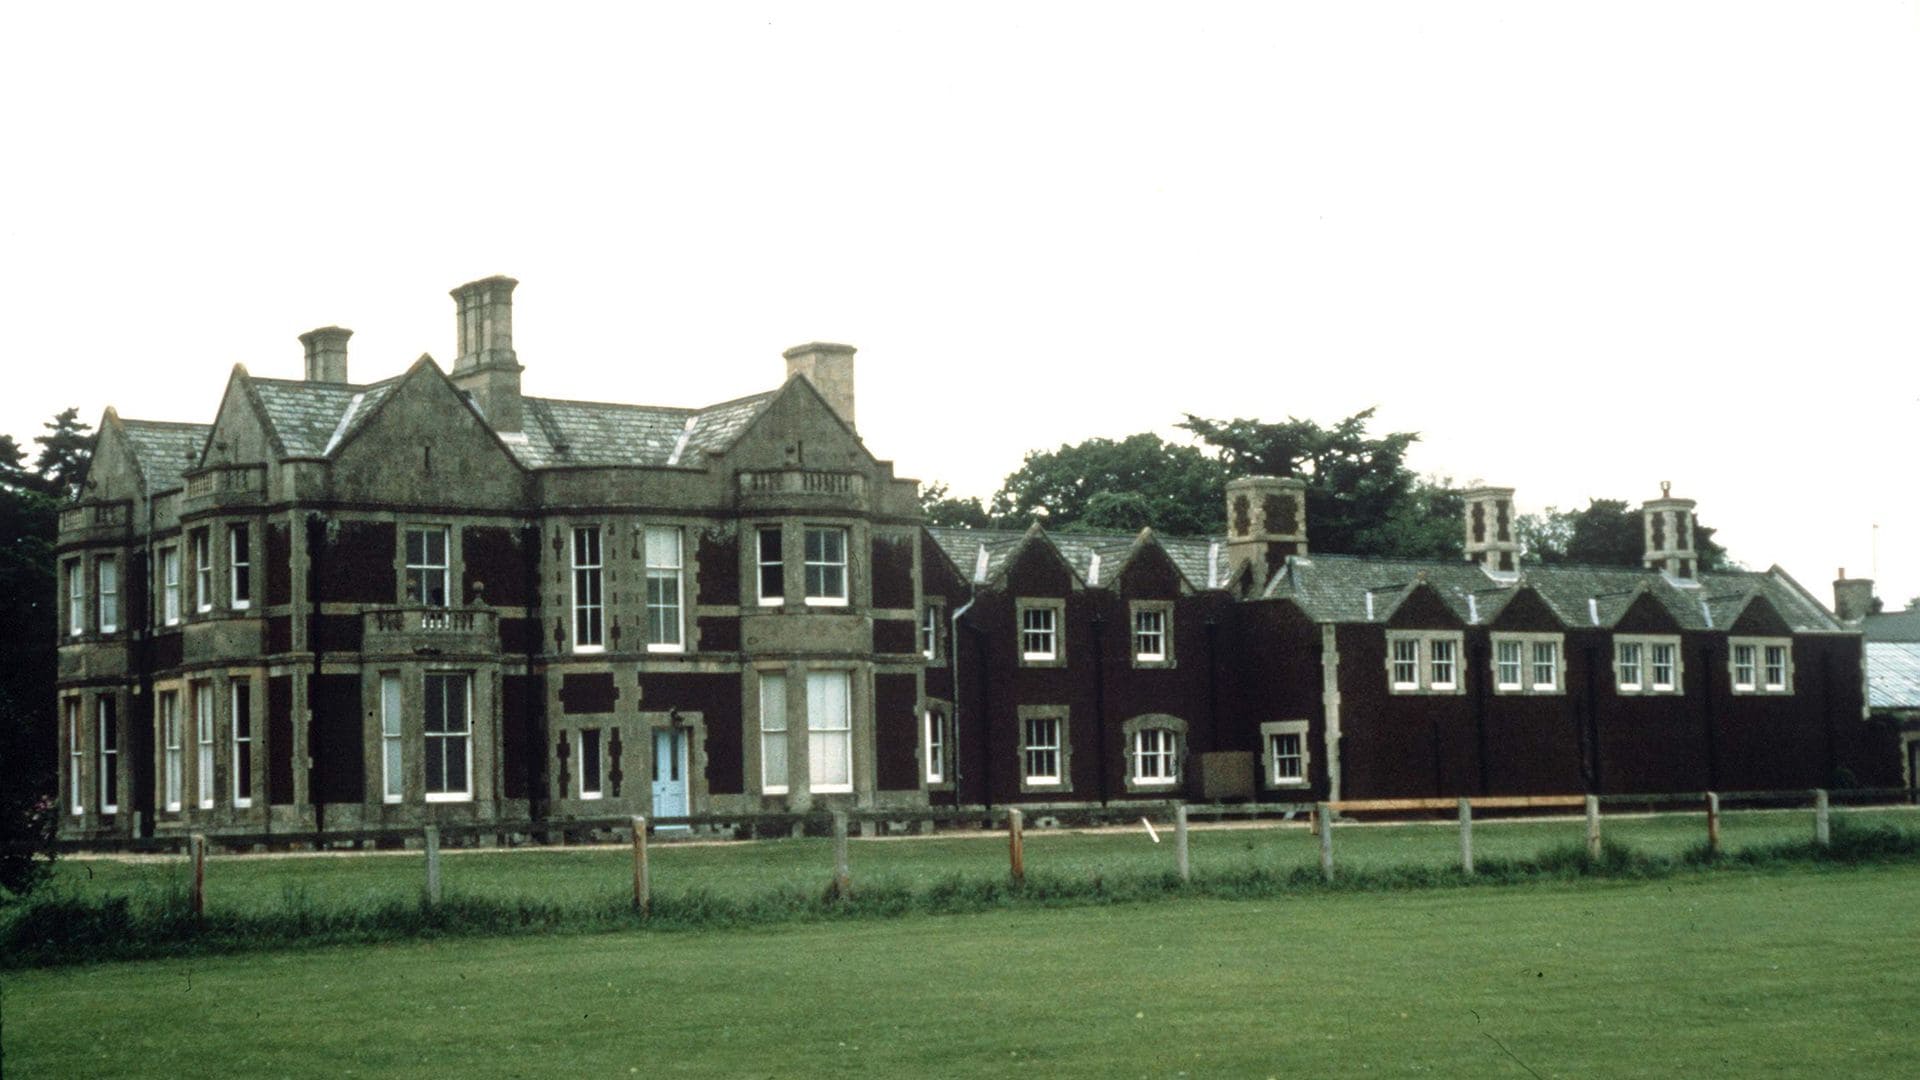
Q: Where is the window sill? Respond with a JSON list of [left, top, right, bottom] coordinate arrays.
[[234, 799, 252, 809], [809, 784, 854, 795], [764, 786, 790, 796], [572, 645, 606, 655], [580, 792, 604, 801], [1269, 778, 1308, 788], [646, 644, 685, 654], [424, 793, 472, 803], [383, 795, 404, 805], [804, 597, 850, 608]]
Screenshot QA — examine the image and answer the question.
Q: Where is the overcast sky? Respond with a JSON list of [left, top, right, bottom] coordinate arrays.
[[2, 3, 1915, 608]]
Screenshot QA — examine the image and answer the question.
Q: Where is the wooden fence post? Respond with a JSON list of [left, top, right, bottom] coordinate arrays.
[[1174, 805, 1190, 883], [424, 825, 442, 906], [189, 833, 206, 919], [1705, 793, 1721, 858], [1008, 808, 1025, 886], [1585, 795, 1602, 861], [632, 816, 650, 915], [1316, 802, 1334, 883], [1814, 789, 1831, 848], [1458, 797, 1474, 875], [831, 811, 851, 900]]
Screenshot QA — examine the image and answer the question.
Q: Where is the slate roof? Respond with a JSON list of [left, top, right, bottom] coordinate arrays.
[[118, 420, 211, 490], [926, 526, 1230, 590], [244, 373, 776, 469], [1863, 607, 1920, 644], [1867, 642, 1920, 710]]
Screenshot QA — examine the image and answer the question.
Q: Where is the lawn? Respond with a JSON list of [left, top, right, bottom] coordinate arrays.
[[32, 806, 1912, 918], [5, 863, 1917, 1078]]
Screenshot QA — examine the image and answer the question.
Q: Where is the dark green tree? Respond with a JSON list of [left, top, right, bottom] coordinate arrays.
[[917, 481, 997, 529], [32, 407, 93, 500], [989, 433, 1226, 536], [1, 422, 66, 898]]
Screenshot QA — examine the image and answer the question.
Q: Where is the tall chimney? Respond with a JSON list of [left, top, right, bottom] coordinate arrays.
[[448, 275, 523, 433], [1225, 475, 1307, 593], [299, 326, 352, 384], [1833, 569, 1876, 623], [1642, 481, 1698, 581], [1462, 486, 1519, 575], [782, 342, 858, 428]]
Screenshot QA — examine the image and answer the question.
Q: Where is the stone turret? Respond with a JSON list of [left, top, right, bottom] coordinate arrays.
[[1642, 481, 1698, 582], [1225, 475, 1307, 592], [1463, 486, 1519, 575]]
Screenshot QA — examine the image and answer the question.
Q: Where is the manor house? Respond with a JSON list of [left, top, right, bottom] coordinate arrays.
[[54, 276, 1904, 841]]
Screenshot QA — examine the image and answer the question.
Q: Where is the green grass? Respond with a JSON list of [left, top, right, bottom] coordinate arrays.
[[6, 865, 1918, 1078]]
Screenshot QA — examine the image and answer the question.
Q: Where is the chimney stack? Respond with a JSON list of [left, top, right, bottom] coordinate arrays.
[[1225, 475, 1307, 593], [1463, 486, 1519, 575], [448, 275, 523, 433], [299, 326, 352, 384], [782, 342, 858, 428], [1833, 569, 1876, 623], [1642, 481, 1698, 582]]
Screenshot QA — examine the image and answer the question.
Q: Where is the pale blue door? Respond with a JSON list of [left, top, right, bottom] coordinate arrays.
[[652, 728, 689, 827]]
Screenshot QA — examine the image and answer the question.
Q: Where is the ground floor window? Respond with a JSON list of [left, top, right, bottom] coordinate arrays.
[[1022, 715, 1063, 787], [380, 674, 404, 802], [230, 679, 252, 809], [807, 671, 852, 794], [195, 681, 214, 809], [424, 673, 471, 801], [1261, 719, 1312, 788], [66, 698, 82, 815], [161, 691, 182, 812], [1131, 728, 1177, 785], [97, 696, 117, 814], [579, 728, 604, 799], [760, 672, 789, 795], [924, 709, 947, 785]]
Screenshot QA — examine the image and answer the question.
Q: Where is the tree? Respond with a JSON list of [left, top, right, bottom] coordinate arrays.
[[917, 481, 997, 529], [989, 433, 1226, 536], [32, 407, 92, 500], [1179, 408, 1440, 556]]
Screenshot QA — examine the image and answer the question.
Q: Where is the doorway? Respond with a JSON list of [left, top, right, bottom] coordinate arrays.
[[653, 727, 690, 828]]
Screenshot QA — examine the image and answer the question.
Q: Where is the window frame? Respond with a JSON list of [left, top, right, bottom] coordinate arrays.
[[1016, 599, 1066, 667], [194, 681, 215, 809], [923, 707, 948, 786], [97, 696, 118, 814], [380, 673, 404, 804], [1130, 727, 1178, 786], [228, 523, 251, 611], [756, 526, 784, 607], [1130, 600, 1174, 668], [161, 546, 181, 627], [802, 525, 849, 607], [1490, 632, 1565, 695], [1729, 636, 1793, 695], [805, 669, 854, 794], [422, 672, 472, 802], [1614, 634, 1683, 695], [571, 525, 604, 653], [66, 557, 84, 636], [192, 528, 213, 613], [161, 690, 182, 812], [66, 698, 82, 815], [405, 526, 451, 609], [920, 600, 945, 661], [644, 525, 684, 653], [578, 728, 604, 800], [96, 554, 119, 635], [1022, 715, 1063, 787], [229, 678, 252, 809], [1261, 719, 1312, 789], [1016, 706, 1071, 793], [759, 670, 789, 795], [1384, 631, 1467, 695]]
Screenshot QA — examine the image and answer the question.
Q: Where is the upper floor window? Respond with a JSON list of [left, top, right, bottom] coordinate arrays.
[[191, 528, 212, 612], [229, 524, 251, 610], [1386, 631, 1464, 694], [423, 672, 471, 801], [757, 527, 784, 606], [1492, 634, 1563, 695], [803, 526, 847, 606], [406, 527, 450, 608], [1615, 635, 1682, 695], [645, 526, 684, 652], [1132, 602, 1173, 666], [921, 603, 942, 661], [1018, 601, 1065, 665], [1730, 637, 1793, 695], [65, 558, 83, 636], [572, 526, 603, 652], [160, 547, 181, 626], [96, 556, 119, 634]]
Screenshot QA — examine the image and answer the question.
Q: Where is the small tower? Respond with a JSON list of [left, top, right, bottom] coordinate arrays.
[[1225, 475, 1307, 592], [1642, 481, 1698, 582], [1462, 486, 1519, 575], [299, 326, 352, 384]]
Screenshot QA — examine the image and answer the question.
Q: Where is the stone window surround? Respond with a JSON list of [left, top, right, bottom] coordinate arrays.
[[1728, 636, 1794, 695], [1017, 704, 1071, 794], [743, 517, 869, 612], [745, 661, 870, 804], [921, 698, 953, 790], [1261, 719, 1312, 789], [171, 515, 261, 619], [1016, 598, 1068, 668], [1121, 713, 1187, 793], [1384, 630, 1466, 695], [1613, 634, 1683, 695], [1490, 632, 1566, 695], [1129, 600, 1175, 669], [371, 664, 497, 806]]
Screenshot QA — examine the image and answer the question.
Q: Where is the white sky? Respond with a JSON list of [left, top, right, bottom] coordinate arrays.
[[2, 2, 1915, 608]]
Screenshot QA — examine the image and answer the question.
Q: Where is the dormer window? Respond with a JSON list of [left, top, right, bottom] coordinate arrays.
[[1017, 600, 1065, 666], [1491, 633, 1564, 695], [1615, 635, 1682, 694], [1385, 631, 1465, 694], [1131, 601, 1174, 667]]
